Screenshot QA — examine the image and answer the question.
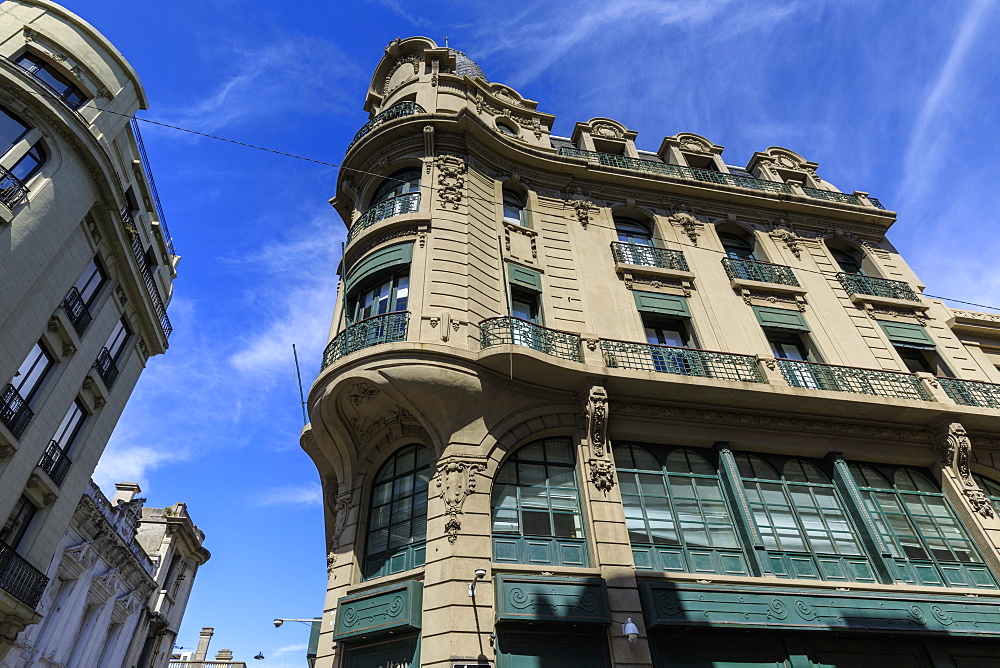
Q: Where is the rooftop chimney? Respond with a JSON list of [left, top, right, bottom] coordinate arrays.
[[112, 482, 142, 505], [193, 627, 214, 661], [215, 649, 234, 661]]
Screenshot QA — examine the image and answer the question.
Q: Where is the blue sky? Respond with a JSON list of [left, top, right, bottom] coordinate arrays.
[[51, 0, 1000, 663]]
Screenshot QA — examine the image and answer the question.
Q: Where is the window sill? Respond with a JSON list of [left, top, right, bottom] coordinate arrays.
[[730, 277, 807, 296], [848, 292, 928, 310], [615, 262, 695, 282]]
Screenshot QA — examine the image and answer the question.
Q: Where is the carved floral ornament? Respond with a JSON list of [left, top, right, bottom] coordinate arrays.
[[667, 211, 703, 245], [434, 458, 487, 542], [586, 386, 609, 457], [769, 228, 802, 259], [433, 155, 466, 210], [679, 138, 710, 154], [590, 121, 624, 139], [936, 422, 995, 520]]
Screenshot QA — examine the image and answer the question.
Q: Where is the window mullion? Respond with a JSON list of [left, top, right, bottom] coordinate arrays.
[[827, 453, 896, 584], [714, 442, 768, 576]]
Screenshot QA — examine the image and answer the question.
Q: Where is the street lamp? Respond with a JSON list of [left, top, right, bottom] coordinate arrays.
[[273, 618, 320, 628], [274, 617, 324, 668]]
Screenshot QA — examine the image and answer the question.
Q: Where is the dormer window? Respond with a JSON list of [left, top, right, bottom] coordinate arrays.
[[682, 153, 718, 172], [14, 52, 87, 109]]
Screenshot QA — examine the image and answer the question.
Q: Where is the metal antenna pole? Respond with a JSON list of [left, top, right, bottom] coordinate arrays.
[[293, 344, 307, 425]]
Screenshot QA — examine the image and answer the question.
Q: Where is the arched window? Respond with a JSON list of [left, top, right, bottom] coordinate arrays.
[[849, 463, 995, 588], [0, 108, 30, 154], [615, 444, 747, 575], [615, 218, 653, 246], [719, 231, 756, 260], [363, 444, 430, 580], [371, 167, 420, 206], [737, 454, 874, 583], [0, 106, 45, 187], [14, 52, 87, 109], [972, 472, 1000, 517], [492, 438, 587, 567], [831, 248, 864, 275], [502, 189, 526, 226]]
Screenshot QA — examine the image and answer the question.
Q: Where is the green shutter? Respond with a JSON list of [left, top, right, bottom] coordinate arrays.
[[878, 320, 935, 349], [753, 306, 809, 332], [345, 242, 413, 294], [508, 263, 542, 292], [632, 291, 690, 317]]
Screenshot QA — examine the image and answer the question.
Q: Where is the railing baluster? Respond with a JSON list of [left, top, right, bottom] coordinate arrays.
[[599, 340, 764, 382], [938, 377, 1000, 408], [836, 272, 920, 302], [722, 257, 799, 286], [346, 192, 421, 245], [610, 242, 689, 271], [322, 312, 409, 369], [478, 317, 582, 362], [776, 359, 930, 401]]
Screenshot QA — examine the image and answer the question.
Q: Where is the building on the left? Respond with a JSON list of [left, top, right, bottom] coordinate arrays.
[[0, 0, 178, 656]]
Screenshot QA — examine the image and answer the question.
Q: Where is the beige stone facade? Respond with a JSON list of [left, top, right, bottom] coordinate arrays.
[[0, 0, 176, 655], [305, 37, 1000, 667]]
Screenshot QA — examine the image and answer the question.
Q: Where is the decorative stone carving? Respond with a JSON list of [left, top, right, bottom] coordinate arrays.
[[433, 155, 466, 210], [679, 138, 710, 154], [588, 459, 615, 492], [428, 317, 439, 328], [347, 383, 379, 406], [591, 122, 623, 139], [584, 338, 599, 351], [0, 445, 14, 459], [566, 198, 596, 228], [382, 55, 421, 97], [115, 285, 127, 305], [668, 212, 703, 245], [430, 57, 439, 87], [936, 422, 994, 519], [327, 490, 353, 568], [23, 27, 39, 42], [586, 387, 609, 457], [770, 228, 802, 259], [434, 458, 487, 542]]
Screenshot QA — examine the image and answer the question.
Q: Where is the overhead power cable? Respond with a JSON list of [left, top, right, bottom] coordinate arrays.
[[3, 76, 998, 313]]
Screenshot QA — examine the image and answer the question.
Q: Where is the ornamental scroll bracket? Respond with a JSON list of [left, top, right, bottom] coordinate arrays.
[[584, 386, 615, 492], [435, 458, 487, 542], [936, 422, 995, 520], [433, 155, 466, 210], [327, 490, 354, 572]]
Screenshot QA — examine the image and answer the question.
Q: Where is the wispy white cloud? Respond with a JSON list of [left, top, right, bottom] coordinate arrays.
[[95, 442, 191, 494], [369, 0, 434, 29], [257, 482, 323, 507], [899, 0, 995, 207]]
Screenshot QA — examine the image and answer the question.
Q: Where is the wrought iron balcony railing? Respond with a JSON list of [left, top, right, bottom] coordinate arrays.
[[776, 359, 931, 401], [346, 192, 420, 245], [0, 540, 48, 608], [322, 311, 409, 370], [601, 339, 766, 382], [0, 383, 33, 439], [868, 196, 886, 210], [130, 118, 177, 256], [558, 146, 793, 194], [937, 377, 1000, 409], [61, 287, 92, 336], [479, 317, 583, 363], [120, 208, 172, 339], [38, 441, 71, 487], [556, 147, 886, 207], [610, 242, 689, 271], [348, 102, 427, 152], [0, 164, 28, 209], [5, 56, 86, 113], [722, 257, 800, 286], [836, 273, 920, 302], [93, 347, 120, 390]]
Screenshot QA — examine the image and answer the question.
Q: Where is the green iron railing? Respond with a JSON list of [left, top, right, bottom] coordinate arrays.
[[722, 257, 799, 286], [321, 311, 408, 369], [610, 242, 689, 271], [868, 196, 886, 210], [601, 339, 765, 382], [801, 186, 862, 206], [776, 359, 931, 401], [479, 317, 582, 362], [346, 192, 420, 245], [837, 273, 920, 302], [347, 102, 426, 152], [558, 147, 793, 194], [938, 377, 1000, 409], [556, 147, 887, 207]]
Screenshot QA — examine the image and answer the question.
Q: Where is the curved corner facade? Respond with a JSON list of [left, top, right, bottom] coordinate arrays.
[[0, 0, 178, 657], [306, 37, 1000, 667]]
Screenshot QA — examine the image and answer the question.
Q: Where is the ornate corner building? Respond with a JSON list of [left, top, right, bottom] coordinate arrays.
[[304, 37, 1000, 667], [0, 0, 177, 655]]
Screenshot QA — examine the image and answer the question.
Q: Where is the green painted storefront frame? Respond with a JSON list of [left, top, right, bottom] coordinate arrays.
[[494, 574, 611, 624], [639, 581, 1000, 636], [333, 580, 423, 642]]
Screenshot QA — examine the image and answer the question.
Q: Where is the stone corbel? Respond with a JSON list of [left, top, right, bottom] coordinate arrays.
[[565, 198, 596, 228], [434, 457, 487, 542], [588, 459, 615, 493], [937, 422, 995, 520], [423, 125, 435, 158], [667, 211, 703, 246], [585, 386, 609, 457]]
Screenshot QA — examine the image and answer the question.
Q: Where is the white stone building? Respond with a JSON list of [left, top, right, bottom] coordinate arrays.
[[0, 482, 209, 668], [0, 0, 176, 656]]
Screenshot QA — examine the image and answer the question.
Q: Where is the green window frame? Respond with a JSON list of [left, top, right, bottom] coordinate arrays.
[[363, 444, 430, 580], [492, 438, 588, 567], [615, 444, 748, 576], [972, 472, 1000, 517], [735, 454, 876, 583], [848, 463, 996, 588]]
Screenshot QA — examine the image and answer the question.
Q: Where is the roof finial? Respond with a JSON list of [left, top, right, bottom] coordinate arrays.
[[445, 35, 449, 48]]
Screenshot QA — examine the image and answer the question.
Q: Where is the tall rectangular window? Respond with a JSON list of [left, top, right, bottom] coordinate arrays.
[[74, 258, 106, 307], [0, 495, 38, 549], [104, 316, 132, 362], [12, 341, 54, 404], [53, 400, 87, 450]]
